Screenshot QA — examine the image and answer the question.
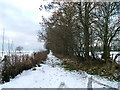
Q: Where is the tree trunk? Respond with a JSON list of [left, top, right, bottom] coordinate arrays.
[[103, 43, 109, 60], [102, 16, 110, 60], [84, 2, 90, 60], [84, 28, 90, 60]]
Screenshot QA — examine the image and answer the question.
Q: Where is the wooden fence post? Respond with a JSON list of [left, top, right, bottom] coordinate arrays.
[[118, 82, 120, 90], [87, 76, 92, 90]]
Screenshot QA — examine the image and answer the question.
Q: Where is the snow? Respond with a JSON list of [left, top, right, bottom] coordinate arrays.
[[0, 51, 119, 89], [93, 52, 120, 63]]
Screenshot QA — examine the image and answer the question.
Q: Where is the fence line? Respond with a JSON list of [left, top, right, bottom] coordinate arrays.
[[87, 77, 118, 90]]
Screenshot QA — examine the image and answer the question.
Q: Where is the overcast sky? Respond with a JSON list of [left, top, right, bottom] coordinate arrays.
[[0, 0, 51, 51]]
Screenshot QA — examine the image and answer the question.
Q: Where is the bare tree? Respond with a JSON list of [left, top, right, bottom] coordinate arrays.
[[77, 2, 97, 60], [15, 46, 23, 53], [38, 2, 120, 62], [95, 2, 120, 60]]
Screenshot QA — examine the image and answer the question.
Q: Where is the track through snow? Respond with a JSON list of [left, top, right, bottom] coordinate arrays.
[[0, 51, 119, 89]]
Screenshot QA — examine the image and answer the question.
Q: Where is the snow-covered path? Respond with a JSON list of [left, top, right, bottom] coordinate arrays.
[[0, 52, 119, 89]]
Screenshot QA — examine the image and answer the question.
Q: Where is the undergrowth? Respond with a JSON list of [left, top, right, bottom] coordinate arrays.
[[54, 53, 120, 82], [1, 51, 48, 83]]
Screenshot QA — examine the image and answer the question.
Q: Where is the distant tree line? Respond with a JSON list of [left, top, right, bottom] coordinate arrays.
[[38, 2, 120, 61]]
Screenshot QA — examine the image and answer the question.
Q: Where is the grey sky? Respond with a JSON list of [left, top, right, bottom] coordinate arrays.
[[0, 0, 50, 51]]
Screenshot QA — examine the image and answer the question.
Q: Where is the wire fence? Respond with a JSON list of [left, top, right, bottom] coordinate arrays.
[[87, 77, 119, 90]]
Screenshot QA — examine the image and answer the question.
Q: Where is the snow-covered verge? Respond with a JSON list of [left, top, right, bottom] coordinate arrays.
[[0, 51, 119, 89]]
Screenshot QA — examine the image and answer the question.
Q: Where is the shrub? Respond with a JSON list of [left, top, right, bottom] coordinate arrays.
[[1, 51, 48, 83]]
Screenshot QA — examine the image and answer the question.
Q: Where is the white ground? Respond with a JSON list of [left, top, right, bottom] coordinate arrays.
[[0, 51, 119, 89]]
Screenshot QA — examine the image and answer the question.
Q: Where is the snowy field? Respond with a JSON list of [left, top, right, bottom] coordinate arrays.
[[0, 51, 119, 89], [0, 42, 46, 60], [89, 51, 120, 63], [0, 51, 33, 61]]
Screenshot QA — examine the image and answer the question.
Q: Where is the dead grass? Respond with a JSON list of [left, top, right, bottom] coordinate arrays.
[[55, 53, 120, 82], [1, 51, 48, 83]]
